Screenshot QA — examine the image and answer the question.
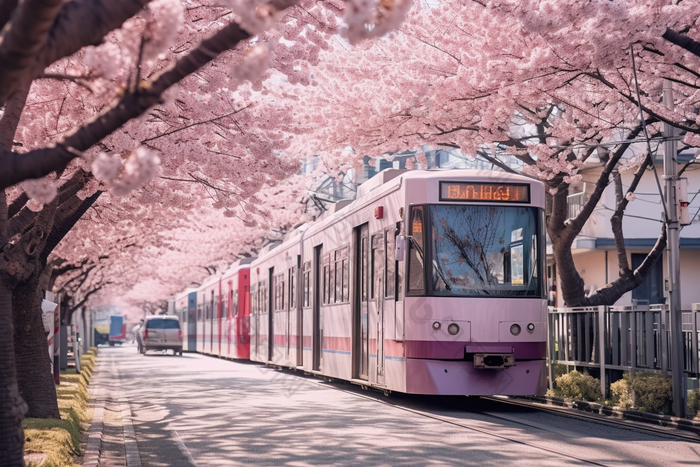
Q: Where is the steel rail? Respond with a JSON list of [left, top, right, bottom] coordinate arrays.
[[483, 396, 700, 444]]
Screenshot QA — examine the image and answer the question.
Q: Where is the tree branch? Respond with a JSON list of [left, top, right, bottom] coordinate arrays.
[[662, 28, 700, 58], [0, 0, 152, 106], [0, 0, 67, 105], [0, 2, 300, 190], [565, 121, 647, 241]]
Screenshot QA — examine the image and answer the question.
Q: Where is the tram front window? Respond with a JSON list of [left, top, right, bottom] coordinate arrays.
[[427, 205, 542, 297]]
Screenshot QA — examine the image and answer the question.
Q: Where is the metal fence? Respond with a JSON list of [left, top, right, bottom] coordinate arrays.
[[547, 304, 700, 395]]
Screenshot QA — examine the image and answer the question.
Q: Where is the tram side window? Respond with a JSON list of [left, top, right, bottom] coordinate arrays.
[[281, 274, 286, 311], [322, 253, 329, 305], [233, 289, 238, 317], [289, 267, 296, 310], [209, 291, 214, 320], [396, 222, 404, 299], [273, 274, 285, 311], [386, 229, 395, 299], [341, 246, 349, 302], [408, 206, 426, 294], [329, 252, 336, 303], [260, 280, 268, 313], [303, 261, 311, 307], [334, 250, 342, 303], [361, 235, 368, 301], [371, 234, 384, 299]]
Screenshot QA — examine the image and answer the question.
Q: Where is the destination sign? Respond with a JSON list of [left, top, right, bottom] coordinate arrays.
[[440, 182, 530, 203]]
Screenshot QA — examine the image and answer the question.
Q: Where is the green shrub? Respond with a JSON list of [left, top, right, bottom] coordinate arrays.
[[687, 388, 700, 419], [555, 370, 602, 402], [629, 373, 673, 415], [610, 377, 633, 409], [552, 363, 568, 380]]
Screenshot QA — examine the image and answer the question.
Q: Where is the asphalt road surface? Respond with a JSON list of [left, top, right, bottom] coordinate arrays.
[[98, 345, 700, 466]]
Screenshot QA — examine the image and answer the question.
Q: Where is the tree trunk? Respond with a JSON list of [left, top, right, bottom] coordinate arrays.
[[0, 266, 28, 467], [13, 271, 59, 419]]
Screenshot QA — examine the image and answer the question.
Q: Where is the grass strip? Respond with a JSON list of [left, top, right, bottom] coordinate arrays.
[[23, 347, 98, 467]]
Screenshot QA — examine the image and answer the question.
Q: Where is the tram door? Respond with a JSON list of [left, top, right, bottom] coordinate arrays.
[[312, 245, 323, 371], [268, 267, 274, 362], [355, 225, 370, 380], [370, 232, 386, 385], [187, 292, 197, 352], [297, 258, 305, 367]]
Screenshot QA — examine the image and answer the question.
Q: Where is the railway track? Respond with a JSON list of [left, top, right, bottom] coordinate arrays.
[[483, 395, 700, 443], [312, 376, 700, 466], [324, 382, 609, 466]]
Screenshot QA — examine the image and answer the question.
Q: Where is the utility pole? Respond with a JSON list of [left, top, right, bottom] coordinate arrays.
[[663, 79, 685, 418]]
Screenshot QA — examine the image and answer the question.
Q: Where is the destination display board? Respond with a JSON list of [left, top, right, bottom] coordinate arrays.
[[439, 181, 530, 203]]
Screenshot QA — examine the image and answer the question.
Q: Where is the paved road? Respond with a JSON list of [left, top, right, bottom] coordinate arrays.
[[98, 345, 700, 466]]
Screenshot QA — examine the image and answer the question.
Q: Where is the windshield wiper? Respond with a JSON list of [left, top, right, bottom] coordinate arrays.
[[431, 259, 452, 291], [408, 235, 451, 291]]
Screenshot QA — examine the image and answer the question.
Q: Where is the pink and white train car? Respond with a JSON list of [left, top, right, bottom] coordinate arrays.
[[251, 169, 547, 395], [196, 260, 253, 359], [250, 231, 305, 368], [196, 274, 221, 355], [218, 260, 253, 360]]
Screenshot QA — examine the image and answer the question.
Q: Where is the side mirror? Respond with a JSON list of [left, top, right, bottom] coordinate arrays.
[[395, 235, 406, 261]]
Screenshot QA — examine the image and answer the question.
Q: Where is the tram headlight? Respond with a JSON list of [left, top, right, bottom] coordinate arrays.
[[527, 323, 535, 333], [510, 323, 521, 336], [432, 321, 441, 330], [447, 323, 460, 335]]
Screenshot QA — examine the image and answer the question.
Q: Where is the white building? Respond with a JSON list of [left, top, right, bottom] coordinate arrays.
[[550, 153, 700, 309]]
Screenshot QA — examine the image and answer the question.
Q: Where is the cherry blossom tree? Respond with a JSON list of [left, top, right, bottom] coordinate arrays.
[[284, 0, 700, 308], [0, 0, 415, 462]]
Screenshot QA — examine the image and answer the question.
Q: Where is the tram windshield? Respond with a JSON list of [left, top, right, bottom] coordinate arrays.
[[410, 204, 543, 297]]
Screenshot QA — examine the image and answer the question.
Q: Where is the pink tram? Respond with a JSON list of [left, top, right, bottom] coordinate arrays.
[[192, 259, 253, 360], [245, 169, 548, 395]]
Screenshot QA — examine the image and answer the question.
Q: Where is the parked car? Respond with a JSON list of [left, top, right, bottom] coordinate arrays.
[[140, 316, 183, 355]]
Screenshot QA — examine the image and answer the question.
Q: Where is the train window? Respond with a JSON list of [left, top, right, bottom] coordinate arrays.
[[334, 250, 342, 303], [429, 205, 542, 297], [233, 289, 238, 317], [209, 291, 214, 321], [322, 254, 329, 305], [407, 206, 426, 294], [289, 267, 296, 310], [396, 223, 404, 299], [371, 234, 384, 299], [341, 246, 349, 302], [303, 261, 311, 307], [259, 280, 267, 313], [361, 235, 368, 301], [386, 230, 395, 298], [281, 274, 286, 311]]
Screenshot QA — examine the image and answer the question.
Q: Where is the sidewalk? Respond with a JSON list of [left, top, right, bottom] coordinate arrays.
[[83, 358, 142, 467]]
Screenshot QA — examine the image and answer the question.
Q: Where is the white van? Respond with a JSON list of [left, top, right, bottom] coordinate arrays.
[[140, 316, 183, 355]]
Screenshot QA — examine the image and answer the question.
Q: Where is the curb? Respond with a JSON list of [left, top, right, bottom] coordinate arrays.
[[120, 398, 142, 467], [83, 384, 105, 467], [517, 395, 700, 436]]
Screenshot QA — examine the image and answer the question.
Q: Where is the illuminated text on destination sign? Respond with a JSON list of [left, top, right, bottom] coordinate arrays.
[[440, 182, 530, 203]]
